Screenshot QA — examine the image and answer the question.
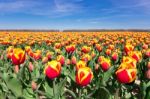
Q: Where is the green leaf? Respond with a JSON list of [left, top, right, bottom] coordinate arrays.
[[95, 87, 111, 99], [23, 88, 35, 99], [55, 78, 67, 98], [6, 77, 22, 97], [103, 65, 116, 82]]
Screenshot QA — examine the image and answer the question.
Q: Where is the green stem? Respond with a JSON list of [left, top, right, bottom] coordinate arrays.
[[65, 88, 76, 99], [53, 79, 56, 97], [78, 88, 82, 99]]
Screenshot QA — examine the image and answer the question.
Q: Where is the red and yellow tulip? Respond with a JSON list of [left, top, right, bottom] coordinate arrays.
[[44, 60, 61, 79], [11, 48, 26, 65], [76, 67, 93, 86]]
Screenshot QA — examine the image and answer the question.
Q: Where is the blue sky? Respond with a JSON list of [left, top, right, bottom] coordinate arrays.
[[0, 0, 150, 29]]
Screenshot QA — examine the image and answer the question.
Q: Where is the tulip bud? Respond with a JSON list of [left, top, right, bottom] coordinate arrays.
[[145, 69, 150, 79], [33, 53, 41, 60], [44, 60, 61, 79], [95, 64, 99, 71], [81, 46, 91, 53], [112, 53, 118, 61], [31, 81, 37, 91], [29, 62, 34, 72], [76, 67, 93, 86], [14, 65, 19, 73], [71, 56, 77, 65], [57, 55, 65, 65], [42, 57, 48, 64], [142, 44, 148, 49], [100, 58, 111, 72], [147, 62, 150, 69], [106, 49, 111, 56]]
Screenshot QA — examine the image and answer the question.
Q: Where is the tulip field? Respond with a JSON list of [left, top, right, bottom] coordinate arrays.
[[0, 31, 150, 99]]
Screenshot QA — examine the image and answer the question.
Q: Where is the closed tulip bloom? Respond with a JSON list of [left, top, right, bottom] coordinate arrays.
[[71, 56, 77, 65], [76, 60, 86, 71], [100, 58, 111, 72], [116, 68, 137, 83], [128, 51, 142, 62], [76, 67, 93, 86], [111, 52, 118, 61], [66, 44, 76, 53], [122, 56, 137, 68], [11, 48, 26, 65], [95, 44, 102, 52], [124, 44, 134, 55], [81, 46, 91, 53], [57, 55, 65, 65], [44, 60, 61, 79]]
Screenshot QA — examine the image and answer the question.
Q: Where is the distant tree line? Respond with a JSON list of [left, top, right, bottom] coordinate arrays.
[[0, 29, 150, 32]]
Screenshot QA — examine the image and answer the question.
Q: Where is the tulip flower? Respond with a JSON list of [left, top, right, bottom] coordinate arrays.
[[81, 54, 91, 62], [95, 44, 102, 52], [66, 44, 76, 53], [54, 43, 61, 49], [71, 56, 77, 65], [57, 55, 65, 65], [106, 49, 111, 56], [124, 44, 134, 55], [116, 68, 137, 83], [122, 56, 137, 68], [76, 67, 93, 86], [42, 57, 48, 64], [100, 58, 111, 71], [11, 48, 26, 65], [28, 62, 34, 72], [44, 60, 61, 79], [111, 52, 118, 61], [128, 51, 142, 62], [76, 60, 86, 71], [33, 52, 41, 60], [81, 46, 91, 53], [25, 46, 32, 53]]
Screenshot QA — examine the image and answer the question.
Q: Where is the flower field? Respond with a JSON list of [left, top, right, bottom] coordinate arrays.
[[0, 31, 150, 99]]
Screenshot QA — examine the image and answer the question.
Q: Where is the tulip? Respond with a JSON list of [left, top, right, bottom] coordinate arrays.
[[95, 44, 102, 52], [54, 43, 61, 49], [11, 48, 26, 65], [33, 52, 41, 60], [122, 56, 137, 68], [71, 56, 77, 65], [31, 81, 37, 91], [111, 52, 118, 61], [28, 62, 34, 72], [81, 54, 91, 62], [147, 62, 150, 69], [46, 51, 54, 60], [57, 55, 65, 65], [81, 46, 91, 53], [66, 44, 76, 53], [145, 69, 150, 79], [14, 65, 19, 73], [100, 58, 111, 71], [124, 44, 134, 55], [116, 68, 137, 83], [106, 49, 111, 56], [42, 57, 48, 64], [76, 60, 86, 71], [108, 45, 114, 50], [145, 49, 150, 58], [44, 60, 61, 79], [25, 46, 32, 53], [128, 51, 142, 62], [142, 44, 148, 49], [76, 67, 93, 86]]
